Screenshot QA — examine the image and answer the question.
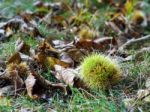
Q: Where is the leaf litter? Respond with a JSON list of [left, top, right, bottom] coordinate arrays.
[[0, 0, 150, 111]]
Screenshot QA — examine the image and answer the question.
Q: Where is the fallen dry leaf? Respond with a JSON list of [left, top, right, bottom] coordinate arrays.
[[37, 40, 59, 57], [54, 65, 87, 88], [54, 65, 78, 86], [25, 73, 39, 99], [25, 69, 69, 99]]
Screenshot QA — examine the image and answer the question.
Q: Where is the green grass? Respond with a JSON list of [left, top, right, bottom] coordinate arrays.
[[0, 33, 38, 59], [0, 96, 47, 112], [0, 39, 15, 59], [23, 36, 39, 48], [0, 0, 36, 18], [52, 88, 121, 112], [0, 89, 124, 112]]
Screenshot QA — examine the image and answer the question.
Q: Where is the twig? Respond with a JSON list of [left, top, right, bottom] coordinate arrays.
[[118, 35, 150, 52]]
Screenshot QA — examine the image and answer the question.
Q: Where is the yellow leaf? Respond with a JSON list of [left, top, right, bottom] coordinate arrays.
[[125, 0, 137, 16], [47, 57, 70, 68]]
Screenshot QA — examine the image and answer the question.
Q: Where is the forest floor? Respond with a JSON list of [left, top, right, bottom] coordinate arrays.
[[0, 0, 150, 112]]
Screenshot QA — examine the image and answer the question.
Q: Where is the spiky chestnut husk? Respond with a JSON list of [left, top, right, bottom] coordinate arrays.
[[131, 10, 147, 27], [78, 28, 97, 40], [80, 53, 122, 90], [7, 62, 29, 77]]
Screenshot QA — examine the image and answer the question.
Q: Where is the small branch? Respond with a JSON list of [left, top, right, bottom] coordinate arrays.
[[118, 35, 150, 52]]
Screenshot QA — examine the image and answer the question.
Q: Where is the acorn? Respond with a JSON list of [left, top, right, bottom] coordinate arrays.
[[80, 53, 122, 90]]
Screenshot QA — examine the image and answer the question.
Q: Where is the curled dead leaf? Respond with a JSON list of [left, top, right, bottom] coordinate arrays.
[[54, 65, 87, 88]]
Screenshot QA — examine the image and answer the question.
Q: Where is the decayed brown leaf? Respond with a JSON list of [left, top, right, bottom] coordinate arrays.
[[7, 52, 22, 64], [0, 17, 43, 41], [37, 40, 59, 57], [75, 37, 117, 52], [63, 47, 87, 64], [34, 40, 72, 68], [25, 69, 69, 99], [74, 39, 94, 50]]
